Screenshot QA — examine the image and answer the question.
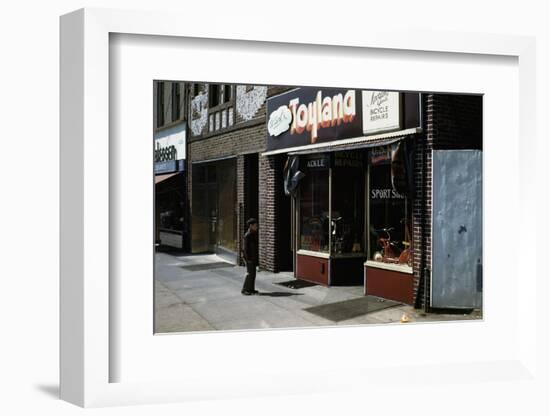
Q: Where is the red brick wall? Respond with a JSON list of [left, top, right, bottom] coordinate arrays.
[[258, 155, 278, 271]]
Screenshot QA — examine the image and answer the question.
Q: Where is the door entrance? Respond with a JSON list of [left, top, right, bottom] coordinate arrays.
[[207, 186, 218, 252], [191, 159, 238, 261], [191, 163, 217, 253], [215, 158, 237, 262]]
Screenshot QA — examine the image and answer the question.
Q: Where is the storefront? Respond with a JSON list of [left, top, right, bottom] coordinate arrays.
[[264, 87, 422, 303], [154, 122, 188, 251]]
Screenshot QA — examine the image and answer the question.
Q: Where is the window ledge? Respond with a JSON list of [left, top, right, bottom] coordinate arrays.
[[331, 253, 366, 259], [297, 249, 330, 259], [365, 260, 413, 274]]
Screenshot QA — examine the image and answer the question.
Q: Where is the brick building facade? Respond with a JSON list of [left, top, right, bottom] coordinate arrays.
[[186, 83, 292, 271], [156, 81, 482, 311], [153, 81, 189, 251]]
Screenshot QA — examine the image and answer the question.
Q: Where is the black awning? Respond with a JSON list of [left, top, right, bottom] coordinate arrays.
[[288, 135, 407, 155], [262, 127, 422, 157]]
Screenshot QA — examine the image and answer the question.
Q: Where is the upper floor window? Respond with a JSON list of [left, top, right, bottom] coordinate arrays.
[[171, 83, 181, 122], [223, 84, 232, 102], [209, 84, 220, 107], [209, 84, 232, 108], [156, 81, 165, 127]]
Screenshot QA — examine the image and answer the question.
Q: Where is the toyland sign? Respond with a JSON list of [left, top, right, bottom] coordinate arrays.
[[266, 87, 405, 152]]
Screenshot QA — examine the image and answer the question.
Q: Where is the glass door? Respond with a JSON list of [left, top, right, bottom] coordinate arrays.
[[216, 158, 237, 254]]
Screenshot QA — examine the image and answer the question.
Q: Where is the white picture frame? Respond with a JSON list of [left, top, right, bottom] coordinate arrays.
[[60, 7, 540, 408]]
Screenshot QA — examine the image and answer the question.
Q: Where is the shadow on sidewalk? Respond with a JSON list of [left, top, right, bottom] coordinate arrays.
[[257, 292, 304, 297]]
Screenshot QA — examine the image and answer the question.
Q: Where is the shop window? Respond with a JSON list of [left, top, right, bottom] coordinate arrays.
[[331, 151, 365, 254], [299, 163, 329, 252], [157, 192, 184, 232], [368, 145, 412, 267]]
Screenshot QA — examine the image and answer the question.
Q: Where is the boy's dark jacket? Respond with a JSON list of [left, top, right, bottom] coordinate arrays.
[[242, 230, 258, 265]]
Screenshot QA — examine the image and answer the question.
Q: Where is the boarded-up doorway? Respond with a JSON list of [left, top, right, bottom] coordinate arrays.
[[431, 149, 482, 309]]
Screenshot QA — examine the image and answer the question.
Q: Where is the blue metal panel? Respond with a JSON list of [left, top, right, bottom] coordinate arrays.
[[431, 150, 482, 309]]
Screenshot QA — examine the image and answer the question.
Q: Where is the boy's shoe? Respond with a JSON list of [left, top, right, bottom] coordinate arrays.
[[241, 290, 252, 296]]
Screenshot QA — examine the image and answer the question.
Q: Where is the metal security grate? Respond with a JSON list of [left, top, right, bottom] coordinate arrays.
[[276, 279, 318, 289], [179, 262, 235, 272]]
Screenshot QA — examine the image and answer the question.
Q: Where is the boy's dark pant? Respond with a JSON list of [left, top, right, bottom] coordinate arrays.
[[242, 261, 257, 292]]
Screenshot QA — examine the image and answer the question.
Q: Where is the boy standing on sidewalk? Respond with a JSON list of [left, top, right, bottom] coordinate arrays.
[[241, 218, 259, 295]]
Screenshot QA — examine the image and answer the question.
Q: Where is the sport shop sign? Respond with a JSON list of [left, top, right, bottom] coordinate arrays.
[[266, 87, 363, 151]]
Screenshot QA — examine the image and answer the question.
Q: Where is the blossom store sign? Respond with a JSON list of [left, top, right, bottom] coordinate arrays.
[[154, 123, 186, 174]]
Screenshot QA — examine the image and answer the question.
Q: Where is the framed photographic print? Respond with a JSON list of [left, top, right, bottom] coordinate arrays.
[[60, 7, 540, 409]]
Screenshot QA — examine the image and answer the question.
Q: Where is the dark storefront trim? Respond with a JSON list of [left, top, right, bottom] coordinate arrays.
[[261, 127, 421, 157], [191, 154, 237, 165]]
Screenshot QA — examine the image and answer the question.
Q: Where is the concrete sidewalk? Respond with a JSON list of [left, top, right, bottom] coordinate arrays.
[[154, 252, 481, 333]]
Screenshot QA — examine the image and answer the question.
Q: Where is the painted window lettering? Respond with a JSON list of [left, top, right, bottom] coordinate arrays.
[[306, 159, 326, 168], [371, 188, 405, 199]]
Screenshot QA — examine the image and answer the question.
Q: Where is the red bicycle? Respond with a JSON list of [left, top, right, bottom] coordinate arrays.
[[375, 221, 412, 266], [375, 227, 401, 264], [397, 218, 412, 267]]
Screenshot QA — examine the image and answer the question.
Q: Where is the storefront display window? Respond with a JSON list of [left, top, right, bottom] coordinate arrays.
[[331, 151, 364, 255], [155, 172, 188, 250], [299, 164, 329, 252], [368, 145, 412, 267], [158, 199, 184, 232]]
